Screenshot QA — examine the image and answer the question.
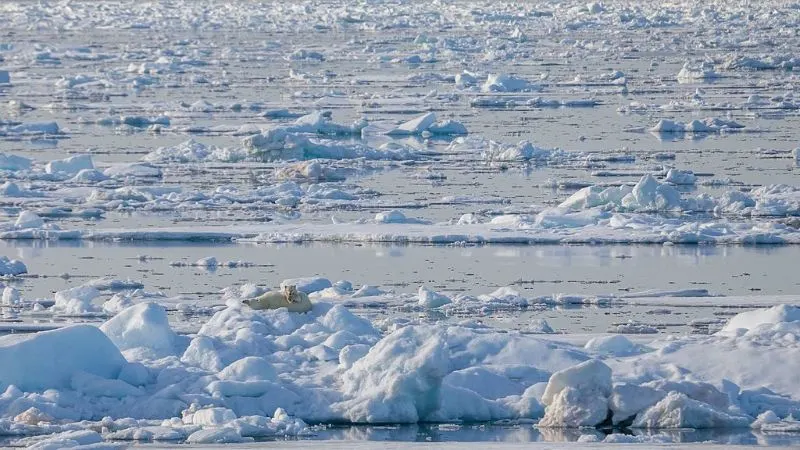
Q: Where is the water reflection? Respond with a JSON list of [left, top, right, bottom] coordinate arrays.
[[272, 424, 800, 446]]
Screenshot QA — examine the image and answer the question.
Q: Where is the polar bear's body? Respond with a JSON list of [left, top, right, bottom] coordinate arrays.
[[244, 285, 312, 313]]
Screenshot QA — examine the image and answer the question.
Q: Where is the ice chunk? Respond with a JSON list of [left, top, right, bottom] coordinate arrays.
[[609, 383, 665, 424], [528, 319, 554, 334], [539, 359, 612, 427], [664, 169, 696, 185], [15, 210, 44, 229], [0, 153, 31, 171], [45, 155, 94, 176], [193, 256, 219, 268], [482, 73, 537, 92], [0, 255, 27, 275], [455, 71, 478, 88], [418, 286, 452, 308], [192, 407, 237, 426], [99, 303, 179, 358], [53, 285, 101, 315], [7, 122, 59, 134], [386, 112, 437, 136], [337, 325, 449, 423], [70, 168, 109, 183], [0, 325, 126, 391], [0, 71, 9, 84], [428, 119, 468, 135], [2, 286, 20, 305], [621, 174, 681, 211], [632, 391, 751, 428]]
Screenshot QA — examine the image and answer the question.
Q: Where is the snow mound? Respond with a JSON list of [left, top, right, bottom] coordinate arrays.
[[418, 286, 452, 308], [0, 325, 126, 392], [100, 303, 180, 359], [584, 335, 641, 356], [52, 285, 101, 315], [719, 305, 800, 336]]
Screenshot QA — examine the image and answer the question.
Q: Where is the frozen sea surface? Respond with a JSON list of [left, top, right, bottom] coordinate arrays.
[[2, 0, 800, 448]]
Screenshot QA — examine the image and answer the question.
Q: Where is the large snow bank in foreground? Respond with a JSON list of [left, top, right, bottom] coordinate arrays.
[[1, 299, 800, 445], [0, 325, 126, 392]]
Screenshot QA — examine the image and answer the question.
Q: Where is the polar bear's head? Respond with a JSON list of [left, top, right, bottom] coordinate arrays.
[[282, 284, 299, 303]]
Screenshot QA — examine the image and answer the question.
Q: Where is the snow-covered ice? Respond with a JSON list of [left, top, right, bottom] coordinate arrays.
[[3, 0, 800, 446]]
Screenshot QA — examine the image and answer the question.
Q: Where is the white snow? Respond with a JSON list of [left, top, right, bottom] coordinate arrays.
[[0, 325, 126, 392], [3, 0, 800, 446], [418, 286, 452, 308], [539, 359, 612, 427], [45, 155, 94, 177], [99, 303, 181, 359]]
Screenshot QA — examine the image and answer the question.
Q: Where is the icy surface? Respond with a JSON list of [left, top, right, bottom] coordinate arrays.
[[3, 0, 800, 446]]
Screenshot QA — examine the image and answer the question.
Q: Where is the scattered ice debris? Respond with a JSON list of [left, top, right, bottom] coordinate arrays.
[[607, 322, 659, 334], [470, 96, 599, 108], [143, 139, 244, 163]]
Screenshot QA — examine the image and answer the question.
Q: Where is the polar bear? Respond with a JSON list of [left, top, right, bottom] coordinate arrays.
[[243, 285, 312, 313]]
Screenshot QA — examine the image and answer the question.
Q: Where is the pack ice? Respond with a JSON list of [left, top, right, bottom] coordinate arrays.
[[3, 0, 800, 446]]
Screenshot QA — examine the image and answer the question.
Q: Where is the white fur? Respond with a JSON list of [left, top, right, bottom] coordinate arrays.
[[244, 285, 312, 313]]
